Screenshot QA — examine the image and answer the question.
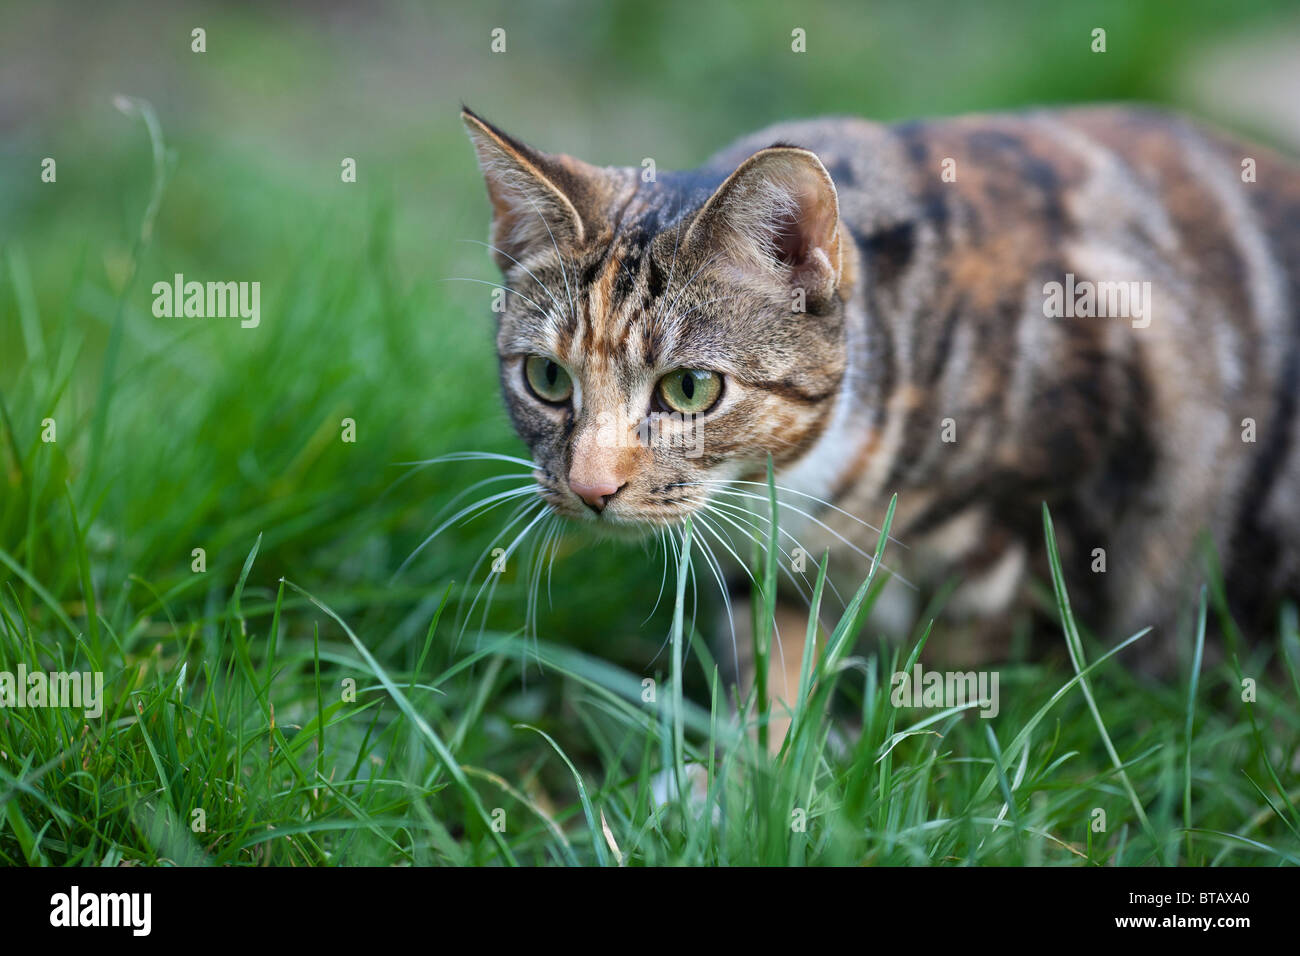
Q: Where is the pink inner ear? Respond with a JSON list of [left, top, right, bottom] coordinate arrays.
[[772, 182, 835, 267], [773, 209, 806, 265]]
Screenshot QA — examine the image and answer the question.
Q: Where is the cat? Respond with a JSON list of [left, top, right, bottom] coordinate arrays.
[[460, 104, 1300, 695]]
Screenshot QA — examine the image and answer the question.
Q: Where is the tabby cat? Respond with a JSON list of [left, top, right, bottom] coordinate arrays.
[[460, 104, 1300, 689]]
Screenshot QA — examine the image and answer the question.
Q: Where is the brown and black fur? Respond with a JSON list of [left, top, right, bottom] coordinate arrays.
[[462, 104, 1300, 683]]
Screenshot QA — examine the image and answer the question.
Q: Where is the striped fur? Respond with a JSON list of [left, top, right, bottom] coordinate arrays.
[[463, 105, 1300, 670]]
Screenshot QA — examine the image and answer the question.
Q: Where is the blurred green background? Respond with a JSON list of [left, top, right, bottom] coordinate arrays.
[[4, 0, 1300, 710]]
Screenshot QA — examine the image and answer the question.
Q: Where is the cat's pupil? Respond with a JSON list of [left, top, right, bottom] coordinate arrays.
[[682, 375, 695, 400], [545, 362, 557, 386]]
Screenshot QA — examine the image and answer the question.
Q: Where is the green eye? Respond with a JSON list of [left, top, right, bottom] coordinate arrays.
[[657, 369, 723, 414], [524, 355, 573, 403]]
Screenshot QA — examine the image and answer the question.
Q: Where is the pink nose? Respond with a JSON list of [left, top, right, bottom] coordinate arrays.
[[569, 477, 624, 512]]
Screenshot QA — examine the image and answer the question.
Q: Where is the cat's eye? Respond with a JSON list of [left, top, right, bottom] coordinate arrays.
[[656, 369, 723, 415], [524, 355, 573, 404]]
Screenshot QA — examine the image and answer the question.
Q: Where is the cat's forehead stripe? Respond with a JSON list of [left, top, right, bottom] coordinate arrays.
[[546, 231, 644, 364]]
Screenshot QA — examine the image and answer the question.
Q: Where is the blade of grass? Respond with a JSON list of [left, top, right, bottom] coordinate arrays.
[[1183, 585, 1207, 861], [1042, 504, 1155, 844], [670, 517, 694, 809], [517, 724, 609, 867], [284, 578, 517, 865]]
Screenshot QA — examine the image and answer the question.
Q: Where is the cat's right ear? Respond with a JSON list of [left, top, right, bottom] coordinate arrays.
[[461, 108, 588, 270]]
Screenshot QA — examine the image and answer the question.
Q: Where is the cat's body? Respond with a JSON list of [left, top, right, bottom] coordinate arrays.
[[463, 105, 1300, 677]]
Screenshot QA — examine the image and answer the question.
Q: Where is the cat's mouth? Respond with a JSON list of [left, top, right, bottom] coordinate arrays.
[[554, 501, 696, 538], [534, 471, 700, 534], [538, 486, 698, 538], [588, 510, 693, 538]]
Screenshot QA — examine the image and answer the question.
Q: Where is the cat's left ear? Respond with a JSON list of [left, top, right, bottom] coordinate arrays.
[[686, 146, 842, 312]]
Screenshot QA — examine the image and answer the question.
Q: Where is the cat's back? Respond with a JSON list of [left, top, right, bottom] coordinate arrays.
[[711, 106, 1300, 251], [716, 107, 1300, 661]]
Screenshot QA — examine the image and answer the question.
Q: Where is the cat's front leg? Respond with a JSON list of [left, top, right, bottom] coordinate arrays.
[[726, 598, 823, 753]]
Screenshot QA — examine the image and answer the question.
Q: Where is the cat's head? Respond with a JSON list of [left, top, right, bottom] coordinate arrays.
[[462, 108, 849, 535]]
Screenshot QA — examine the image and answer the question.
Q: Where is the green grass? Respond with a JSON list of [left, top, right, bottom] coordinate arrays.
[[5, 0, 1300, 867], [5, 253, 1300, 864], [3, 456, 1299, 865]]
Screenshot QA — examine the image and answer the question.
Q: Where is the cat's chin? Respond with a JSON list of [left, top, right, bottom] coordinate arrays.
[[566, 511, 688, 541]]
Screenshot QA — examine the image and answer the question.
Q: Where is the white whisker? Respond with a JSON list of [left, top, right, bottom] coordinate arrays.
[[641, 527, 672, 625], [691, 513, 742, 672], [399, 451, 540, 469], [648, 525, 682, 666], [459, 500, 552, 645], [451, 496, 544, 638], [545, 519, 564, 610], [525, 514, 560, 672], [396, 483, 541, 578], [685, 485, 915, 590], [456, 238, 568, 318], [440, 276, 549, 316], [526, 197, 576, 324], [425, 471, 537, 521], [702, 496, 846, 608], [685, 478, 909, 549]]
